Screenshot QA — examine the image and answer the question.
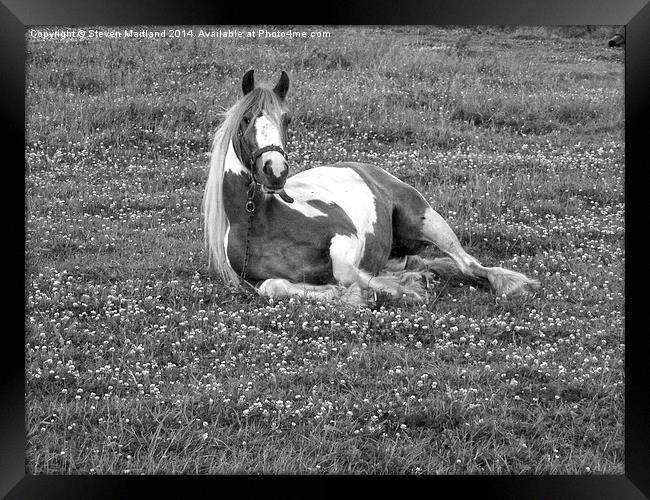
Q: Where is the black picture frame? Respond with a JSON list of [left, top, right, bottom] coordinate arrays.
[[7, 0, 648, 498]]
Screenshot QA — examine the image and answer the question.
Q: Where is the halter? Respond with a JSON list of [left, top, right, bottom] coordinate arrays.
[[249, 144, 287, 170], [238, 126, 287, 172]]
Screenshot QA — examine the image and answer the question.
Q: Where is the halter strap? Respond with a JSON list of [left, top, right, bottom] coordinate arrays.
[[249, 144, 287, 167], [246, 144, 287, 190], [237, 126, 287, 169]]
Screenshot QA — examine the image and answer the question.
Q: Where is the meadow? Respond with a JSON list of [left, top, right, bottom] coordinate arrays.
[[25, 25, 625, 474]]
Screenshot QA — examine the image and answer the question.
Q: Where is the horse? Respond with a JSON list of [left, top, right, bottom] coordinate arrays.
[[203, 69, 540, 304]]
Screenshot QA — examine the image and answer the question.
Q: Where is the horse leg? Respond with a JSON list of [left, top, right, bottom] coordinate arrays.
[[257, 279, 339, 300], [386, 253, 463, 279], [258, 278, 369, 305], [416, 207, 540, 296], [404, 254, 464, 278], [329, 235, 424, 303]]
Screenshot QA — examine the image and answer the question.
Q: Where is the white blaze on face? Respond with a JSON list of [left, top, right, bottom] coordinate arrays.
[[253, 114, 285, 176]]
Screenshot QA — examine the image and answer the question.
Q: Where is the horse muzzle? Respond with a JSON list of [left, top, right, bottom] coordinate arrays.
[[250, 145, 293, 203], [260, 158, 288, 186]]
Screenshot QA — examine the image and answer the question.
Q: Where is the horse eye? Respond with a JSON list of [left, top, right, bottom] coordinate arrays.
[[243, 116, 251, 126], [283, 114, 292, 125]]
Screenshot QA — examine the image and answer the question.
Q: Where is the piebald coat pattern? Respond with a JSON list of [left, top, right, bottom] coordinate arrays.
[[203, 70, 540, 303]]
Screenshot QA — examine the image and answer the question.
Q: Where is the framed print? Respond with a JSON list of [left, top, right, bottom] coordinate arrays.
[[7, 0, 649, 498]]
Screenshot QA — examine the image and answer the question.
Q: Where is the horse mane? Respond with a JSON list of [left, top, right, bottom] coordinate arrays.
[[203, 84, 284, 285]]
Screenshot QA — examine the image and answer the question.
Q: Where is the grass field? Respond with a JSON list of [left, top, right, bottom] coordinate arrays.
[[25, 25, 625, 474]]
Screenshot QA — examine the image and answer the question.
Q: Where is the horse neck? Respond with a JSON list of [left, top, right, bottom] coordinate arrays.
[[222, 140, 268, 224]]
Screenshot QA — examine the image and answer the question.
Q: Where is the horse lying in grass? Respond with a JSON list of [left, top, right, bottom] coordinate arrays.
[[203, 70, 540, 304]]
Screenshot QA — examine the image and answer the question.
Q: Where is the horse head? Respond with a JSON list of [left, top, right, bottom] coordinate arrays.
[[233, 69, 293, 202]]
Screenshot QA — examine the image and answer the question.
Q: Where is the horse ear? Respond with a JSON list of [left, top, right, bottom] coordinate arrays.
[[242, 69, 255, 95], [273, 71, 290, 100]]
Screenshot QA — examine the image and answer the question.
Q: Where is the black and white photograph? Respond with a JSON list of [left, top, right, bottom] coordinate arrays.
[[10, 5, 647, 492], [24, 24, 627, 476]]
